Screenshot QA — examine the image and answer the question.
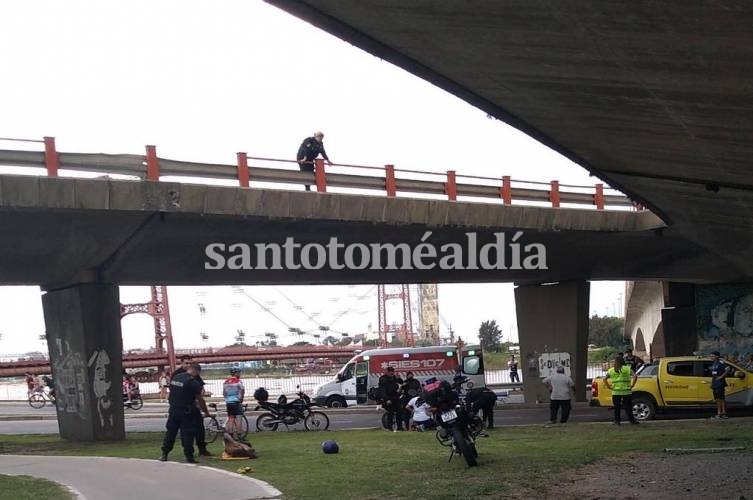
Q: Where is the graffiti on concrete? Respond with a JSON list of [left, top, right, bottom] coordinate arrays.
[[538, 352, 571, 378], [697, 284, 753, 360], [88, 349, 113, 427], [52, 339, 86, 415]]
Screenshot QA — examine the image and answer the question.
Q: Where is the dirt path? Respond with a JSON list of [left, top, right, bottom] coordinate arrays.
[[537, 451, 753, 499]]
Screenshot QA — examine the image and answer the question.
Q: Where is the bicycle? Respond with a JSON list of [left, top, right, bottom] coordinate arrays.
[[204, 402, 250, 443], [28, 388, 56, 409]]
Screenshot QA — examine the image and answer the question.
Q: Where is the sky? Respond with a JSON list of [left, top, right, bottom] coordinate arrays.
[[0, 1, 625, 355]]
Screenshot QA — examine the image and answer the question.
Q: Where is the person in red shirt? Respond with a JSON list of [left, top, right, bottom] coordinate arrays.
[[223, 368, 245, 436], [25, 372, 36, 396]]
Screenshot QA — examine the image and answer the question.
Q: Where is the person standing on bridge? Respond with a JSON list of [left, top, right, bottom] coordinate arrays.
[[296, 131, 332, 191]]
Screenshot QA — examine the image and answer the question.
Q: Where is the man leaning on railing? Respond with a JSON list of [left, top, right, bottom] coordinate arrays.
[[296, 131, 332, 191]]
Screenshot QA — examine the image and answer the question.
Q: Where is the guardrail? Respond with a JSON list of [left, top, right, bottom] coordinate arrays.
[[0, 136, 643, 210]]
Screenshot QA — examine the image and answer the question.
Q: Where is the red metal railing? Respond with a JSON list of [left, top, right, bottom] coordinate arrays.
[[0, 136, 643, 210], [0, 345, 360, 377]]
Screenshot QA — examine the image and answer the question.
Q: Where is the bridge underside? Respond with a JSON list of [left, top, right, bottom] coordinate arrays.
[[266, 0, 753, 284], [0, 174, 744, 288]]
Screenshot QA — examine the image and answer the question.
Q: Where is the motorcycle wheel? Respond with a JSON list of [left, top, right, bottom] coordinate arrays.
[[304, 411, 330, 431], [256, 413, 279, 432], [452, 426, 478, 467], [381, 411, 392, 430]]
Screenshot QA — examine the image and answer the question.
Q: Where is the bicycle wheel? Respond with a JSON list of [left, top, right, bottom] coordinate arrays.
[[256, 413, 279, 432], [204, 416, 222, 444], [235, 415, 249, 439], [29, 394, 45, 409], [130, 397, 143, 410], [304, 411, 330, 431]]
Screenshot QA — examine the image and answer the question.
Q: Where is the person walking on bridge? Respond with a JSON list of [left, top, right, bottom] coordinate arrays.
[[296, 131, 332, 191], [604, 356, 638, 425]]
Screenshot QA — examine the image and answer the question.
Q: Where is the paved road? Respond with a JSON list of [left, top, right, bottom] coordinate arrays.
[[2, 401, 745, 435], [0, 402, 611, 435], [0, 455, 281, 499]]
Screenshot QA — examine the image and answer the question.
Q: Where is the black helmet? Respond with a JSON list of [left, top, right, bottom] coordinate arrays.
[[253, 387, 269, 402], [230, 367, 241, 375]]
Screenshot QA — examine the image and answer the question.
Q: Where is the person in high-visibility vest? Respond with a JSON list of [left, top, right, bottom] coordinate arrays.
[[604, 355, 638, 425]]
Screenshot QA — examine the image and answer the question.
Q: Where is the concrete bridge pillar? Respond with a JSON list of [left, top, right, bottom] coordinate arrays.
[[42, 284, 125, 441], [514, 281, 590, 403]]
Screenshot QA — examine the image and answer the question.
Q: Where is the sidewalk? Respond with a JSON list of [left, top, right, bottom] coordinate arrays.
[[0, 396, 595, 421], [0, 455, 282, 500]]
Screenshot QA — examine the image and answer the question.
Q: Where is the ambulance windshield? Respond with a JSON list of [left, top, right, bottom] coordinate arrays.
[[336, 362, 355, 382]]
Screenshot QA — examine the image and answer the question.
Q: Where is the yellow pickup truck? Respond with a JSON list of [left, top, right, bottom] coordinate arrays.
[[590, 356, 753, 421]]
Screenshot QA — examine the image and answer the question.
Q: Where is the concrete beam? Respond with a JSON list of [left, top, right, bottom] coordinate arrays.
[[42, 284, 125, 441]]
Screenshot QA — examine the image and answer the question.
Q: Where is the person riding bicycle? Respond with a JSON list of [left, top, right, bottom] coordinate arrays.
[[24, 372, 36, 396], [42, 375, 55, 401], [223, 368, 245, 436], [122, 372, 137, 404]]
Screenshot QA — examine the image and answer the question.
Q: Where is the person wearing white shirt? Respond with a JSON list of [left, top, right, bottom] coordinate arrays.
[[543, 366, 575, 424], [405, 395, 435, 431]]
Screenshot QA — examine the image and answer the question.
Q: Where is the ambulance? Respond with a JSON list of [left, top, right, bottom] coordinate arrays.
[[313, 345, 485, 408]]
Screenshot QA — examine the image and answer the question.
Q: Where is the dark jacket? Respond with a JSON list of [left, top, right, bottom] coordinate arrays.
[[378, 374, 401, 401], [297, 137, 329, 163]]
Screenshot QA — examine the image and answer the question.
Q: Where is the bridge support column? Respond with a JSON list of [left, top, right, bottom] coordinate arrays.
[[661, 282, 697, 356], [514, 281, 590, 403], [42, 284, 125, 441]]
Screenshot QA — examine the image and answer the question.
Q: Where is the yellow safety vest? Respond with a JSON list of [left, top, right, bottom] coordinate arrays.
[[607, 365, 632, 396]]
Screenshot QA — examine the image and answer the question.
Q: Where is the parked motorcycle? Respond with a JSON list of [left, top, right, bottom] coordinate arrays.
[[254, 385, 329, 431], [423, 376, 480, 467]]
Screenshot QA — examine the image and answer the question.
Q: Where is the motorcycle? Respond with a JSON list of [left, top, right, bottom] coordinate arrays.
[[254, 385, 329, 431], [423, 376, 480, 467]]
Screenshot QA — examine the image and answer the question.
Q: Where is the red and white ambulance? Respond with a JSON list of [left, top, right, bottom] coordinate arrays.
[[313, 345, 485, 408]]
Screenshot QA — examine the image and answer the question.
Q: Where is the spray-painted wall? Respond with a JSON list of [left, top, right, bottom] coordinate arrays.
[[696, 283, 753, 359]]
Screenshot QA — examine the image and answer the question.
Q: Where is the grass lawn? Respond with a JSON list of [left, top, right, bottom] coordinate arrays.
[[0, 474, 74, 500], [1, 420, 751, 499]]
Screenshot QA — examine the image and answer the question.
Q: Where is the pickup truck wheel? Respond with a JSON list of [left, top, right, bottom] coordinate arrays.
[[631, 396, 655, 421]]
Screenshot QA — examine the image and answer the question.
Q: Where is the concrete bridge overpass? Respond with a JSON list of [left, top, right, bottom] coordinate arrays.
[[0, 142, 734, 288], [5, 1, 752, 440], [264, 0, 753, 409]]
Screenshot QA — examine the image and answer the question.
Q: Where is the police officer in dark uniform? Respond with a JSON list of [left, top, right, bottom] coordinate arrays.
[[160, 363, 203, 463], [378, 367, 404, 431], [296, 131, 332, 191], [400, 371, 421, 429], [172, 357, 211, 457]]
